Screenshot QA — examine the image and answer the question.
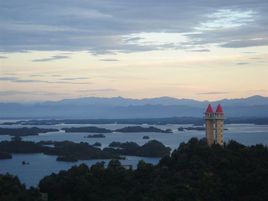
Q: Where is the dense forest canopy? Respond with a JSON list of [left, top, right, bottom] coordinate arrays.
[[0, 138, 267, 201]]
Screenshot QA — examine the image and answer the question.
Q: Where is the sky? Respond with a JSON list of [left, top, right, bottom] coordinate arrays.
[[0, 0, 268, 102]]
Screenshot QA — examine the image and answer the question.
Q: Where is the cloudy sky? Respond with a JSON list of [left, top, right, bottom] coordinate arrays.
[[0, 0, 268, 102]]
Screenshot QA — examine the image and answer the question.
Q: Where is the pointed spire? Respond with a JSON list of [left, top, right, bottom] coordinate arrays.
[[205, 104, 214, 113], [216, 104, 223, 113]]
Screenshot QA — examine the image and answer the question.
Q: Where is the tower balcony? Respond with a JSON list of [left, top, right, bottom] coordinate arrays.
[[215, 113, 224, 120], [204, 113, 214, 120]]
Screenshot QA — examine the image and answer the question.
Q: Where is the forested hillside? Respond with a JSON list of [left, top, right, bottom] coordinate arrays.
[[1, 138, 267, 201]]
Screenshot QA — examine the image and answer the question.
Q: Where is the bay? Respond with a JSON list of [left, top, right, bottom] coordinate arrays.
[[0, 123, 268, 187]]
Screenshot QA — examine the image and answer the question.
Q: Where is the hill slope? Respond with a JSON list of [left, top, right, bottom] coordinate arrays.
[[1, 95, 268, 118]]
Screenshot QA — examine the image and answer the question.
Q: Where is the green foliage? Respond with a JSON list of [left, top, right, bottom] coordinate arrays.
[[0, 152, 12, 159], [0, 140, 42, 153], [0, 174, 41, 201], [37, 138, 268, 201], [115, 126, 172, 133], [0, 140, 122, 161], [2, 138, 268, 201], [137, 140, 171, 157], [0, 139, 170, 162], [62, 126, 112, 133], [0, 127, 58, 136], [63, 125, 172, 134], [108, 140, 171, 157]]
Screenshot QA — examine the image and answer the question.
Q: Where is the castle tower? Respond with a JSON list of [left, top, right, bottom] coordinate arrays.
[[205, 104, 214, 146], [215, 104, 224, 146]]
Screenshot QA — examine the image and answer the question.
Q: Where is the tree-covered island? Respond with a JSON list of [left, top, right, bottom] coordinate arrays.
[[63, 126, 172, 133], [0, 127, 58, 137], [0, 140, 171, 162]]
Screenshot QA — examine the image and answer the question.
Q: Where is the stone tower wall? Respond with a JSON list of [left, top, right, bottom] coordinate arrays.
[[205, 119, 214, 146], [205, 113, 214, 146], [215, 114, 224, 146]]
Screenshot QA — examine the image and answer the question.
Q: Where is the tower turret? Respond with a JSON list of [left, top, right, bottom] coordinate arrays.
[[205, 104, 214, 146], [215, 104, 224, 146]]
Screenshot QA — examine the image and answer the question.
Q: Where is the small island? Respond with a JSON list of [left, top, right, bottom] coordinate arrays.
[[85, 134, 106, 138], [62, 126, 112, 133], [42, 141, 123, 161], [92, 142, 102, 147], [57, 155, 78, 162], [178, 126, 206, 131], [0, 152, 12, 159], [0, 139, 170, 162], [11, 136, 22, 141], [115, 126, 172, 133], [63, 126, 173, 134], [0, 127, 59, 136], [0, 140, 120, 161], [107, 140, 171, 157]]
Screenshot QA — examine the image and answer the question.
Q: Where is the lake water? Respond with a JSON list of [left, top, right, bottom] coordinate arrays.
[[0, 123, 268, 187]]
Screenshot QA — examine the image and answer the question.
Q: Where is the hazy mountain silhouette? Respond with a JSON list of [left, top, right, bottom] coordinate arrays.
[[1, 95, 268, 119]]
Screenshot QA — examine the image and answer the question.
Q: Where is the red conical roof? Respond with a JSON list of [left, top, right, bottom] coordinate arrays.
[[216, 104, 223, 113], [205, 104, 214, 113]]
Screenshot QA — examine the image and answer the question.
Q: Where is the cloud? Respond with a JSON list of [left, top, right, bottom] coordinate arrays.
[[32, 55, 70, 62], [1, 1, 268, 53], [58, 8, 113, 19], [0, 90, 66, 96], [99, 58, 119, 62], [198, 91, 229, 95], [190, 49, 210, 52], [247, 89, 268, 93], [250, 57, 262, 60], [195, 9, 255, 31], [0, 76, 89, 84], [125, 37, 143, 42], [30, 74, 44, 77], [0, 77, 46, 83], [60, 77, 89, 81], [0, 77, 17, 81], [242, 52, 257, 54], [221, 38, 268, 48], [79, 88, 117, 93], [236, 62, 250, 65]]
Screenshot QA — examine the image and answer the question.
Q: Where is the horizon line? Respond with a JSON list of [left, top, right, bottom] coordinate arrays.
[[1, 94, 266, 104]]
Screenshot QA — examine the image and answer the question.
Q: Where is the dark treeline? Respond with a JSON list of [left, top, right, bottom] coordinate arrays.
[[0, 140, 170, 161], [115, 126, 172, 133], [63, 126, 172, 133], [63, 127, 112, 133], [0, 127, 58, 136], [85, 134, 106, 138], [0, 152, 12, 159], [1, 117, 267, 137], [1, 138, 268, 201], [106, 140, 171, 157], [0, 174, 42, 201], [1, 117, 202, 125], [0, 126, 172, 137], [3, 117, 268, 126]]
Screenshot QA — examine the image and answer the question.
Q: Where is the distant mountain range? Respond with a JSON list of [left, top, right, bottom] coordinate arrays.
[[1, 95, 268, 119]]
